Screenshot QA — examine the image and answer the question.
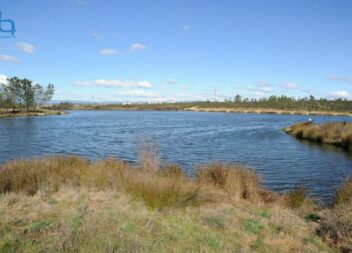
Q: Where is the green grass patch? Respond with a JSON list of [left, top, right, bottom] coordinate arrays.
[[244, 219, 263, 235]]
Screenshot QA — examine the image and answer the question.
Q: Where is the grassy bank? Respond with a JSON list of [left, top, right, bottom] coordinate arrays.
[[0, 109, 65, 118], [54, 101, 352, 116], [0, 156, 351, 252], [185, 107, 352, 116], [283, 122, 352, 149]]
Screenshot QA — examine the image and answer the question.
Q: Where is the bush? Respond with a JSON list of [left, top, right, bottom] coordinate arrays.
[[284, 186, 307, 209], [197, 163, 262, 201], [286, 121, 352, 149], [334, 178, 352, 206]]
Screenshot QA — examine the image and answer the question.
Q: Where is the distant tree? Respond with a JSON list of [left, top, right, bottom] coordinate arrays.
[[234, 94, 242, 103]]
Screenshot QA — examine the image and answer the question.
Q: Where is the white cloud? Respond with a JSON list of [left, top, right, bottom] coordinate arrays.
[[16, 42, 35, 54], [74, 79, 153, 89], [256, 81, 273, 92], [129, 43, 147, 52], [117, 90, 157, 98], [246, 81, 273, 94], [73, 81, 91, 86], [329, 76, 352, 84], [281, 81, 314, 94], [330, 90, 349, 99], [281, 81, 299, 89], [0, 54, 20, 63], [95, 79, 152, 88], [0, 74, 8, 85], [182, 24, 191, 31], [99, 48, 120, 56], [92, 32, 103, 39]]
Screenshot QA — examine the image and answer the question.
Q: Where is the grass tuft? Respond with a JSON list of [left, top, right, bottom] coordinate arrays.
[[284, 121, 352, 149], [333, 177, 352, 206], [197, 163, 262, 201]]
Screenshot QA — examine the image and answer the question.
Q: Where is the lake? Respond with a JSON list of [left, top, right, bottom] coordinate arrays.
[[1, 110, 351, 202]]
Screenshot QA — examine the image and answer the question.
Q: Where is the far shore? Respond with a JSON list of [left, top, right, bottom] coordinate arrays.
[[184, 107, 352, 116], [0, 109, 66, 118], [67, 105, 352, 117]]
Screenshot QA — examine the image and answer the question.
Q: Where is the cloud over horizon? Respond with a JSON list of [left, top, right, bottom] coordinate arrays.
[[73, 79, 153, 89], [0, 74, 8, 85], [330, 90, 349, 99], [329, 76, 352, 84], [117, 90, 157, 97]]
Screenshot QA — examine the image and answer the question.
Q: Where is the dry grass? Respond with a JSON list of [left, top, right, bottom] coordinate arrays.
[[197, 163, 263, 202], [0, 155, 347, 252], [284, 186, 308, 209], [284, 121, 352, 148], [0, 188, 336, 253], [333, 177, 352, 206], [0, 156, 210, 210], [317, 179, 352, 252]]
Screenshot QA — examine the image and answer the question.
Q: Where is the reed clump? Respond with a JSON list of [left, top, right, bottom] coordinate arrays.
[[197, 163, 263, 202], [317, 179, 352, 251], [0, 156, 210, 210], [284, 121, 352, 148]]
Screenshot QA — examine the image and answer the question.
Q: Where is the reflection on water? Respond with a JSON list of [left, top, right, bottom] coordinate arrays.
[[0, 110, 351, 202]]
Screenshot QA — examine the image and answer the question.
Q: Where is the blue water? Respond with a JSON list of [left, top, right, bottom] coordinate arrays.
[[1, 110, 351, 202]]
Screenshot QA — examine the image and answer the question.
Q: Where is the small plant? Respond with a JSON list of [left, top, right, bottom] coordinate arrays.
[[285, 186, 307, 209], [28, 220, 52, 233], [204, 216, 226, 229], [47, 198, 58, 205], [0, 240, 21, 253], [259, 210, 271, 218], [306, 213, 321, 222], [244, 219, 263, 234]]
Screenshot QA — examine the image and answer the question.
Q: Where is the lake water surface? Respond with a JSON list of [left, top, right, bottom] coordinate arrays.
[[1, 110, 352, 202]]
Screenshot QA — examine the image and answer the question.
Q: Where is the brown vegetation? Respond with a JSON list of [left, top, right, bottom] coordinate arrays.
[[0, 155, 349, 252], [283, 121, 352, 149], [317, 179, 352, 251]]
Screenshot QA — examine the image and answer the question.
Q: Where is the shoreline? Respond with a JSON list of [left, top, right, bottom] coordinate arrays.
[[283, 121, 352, 149], [66, 105, 352, 117], [0, 109, 66, 118], [184, 107, 352, 116]]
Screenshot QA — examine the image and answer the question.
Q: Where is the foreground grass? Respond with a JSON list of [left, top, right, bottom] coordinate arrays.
[[0, 156, 349, 252], [0, 109, 65, 118], [283, 121, 352, 149]]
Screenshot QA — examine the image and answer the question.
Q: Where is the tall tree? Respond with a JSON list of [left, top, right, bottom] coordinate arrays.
[[21, 79, 34, 111], [43, 84, 55, 103], [33, 84, 44, 107], [6, 77, 21, 112]]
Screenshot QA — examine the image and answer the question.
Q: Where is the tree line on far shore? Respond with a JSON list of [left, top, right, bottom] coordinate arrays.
[[0, 76, 55, 112]]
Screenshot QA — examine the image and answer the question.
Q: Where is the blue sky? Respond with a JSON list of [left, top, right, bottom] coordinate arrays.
[[0, 0, 352, 102]]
